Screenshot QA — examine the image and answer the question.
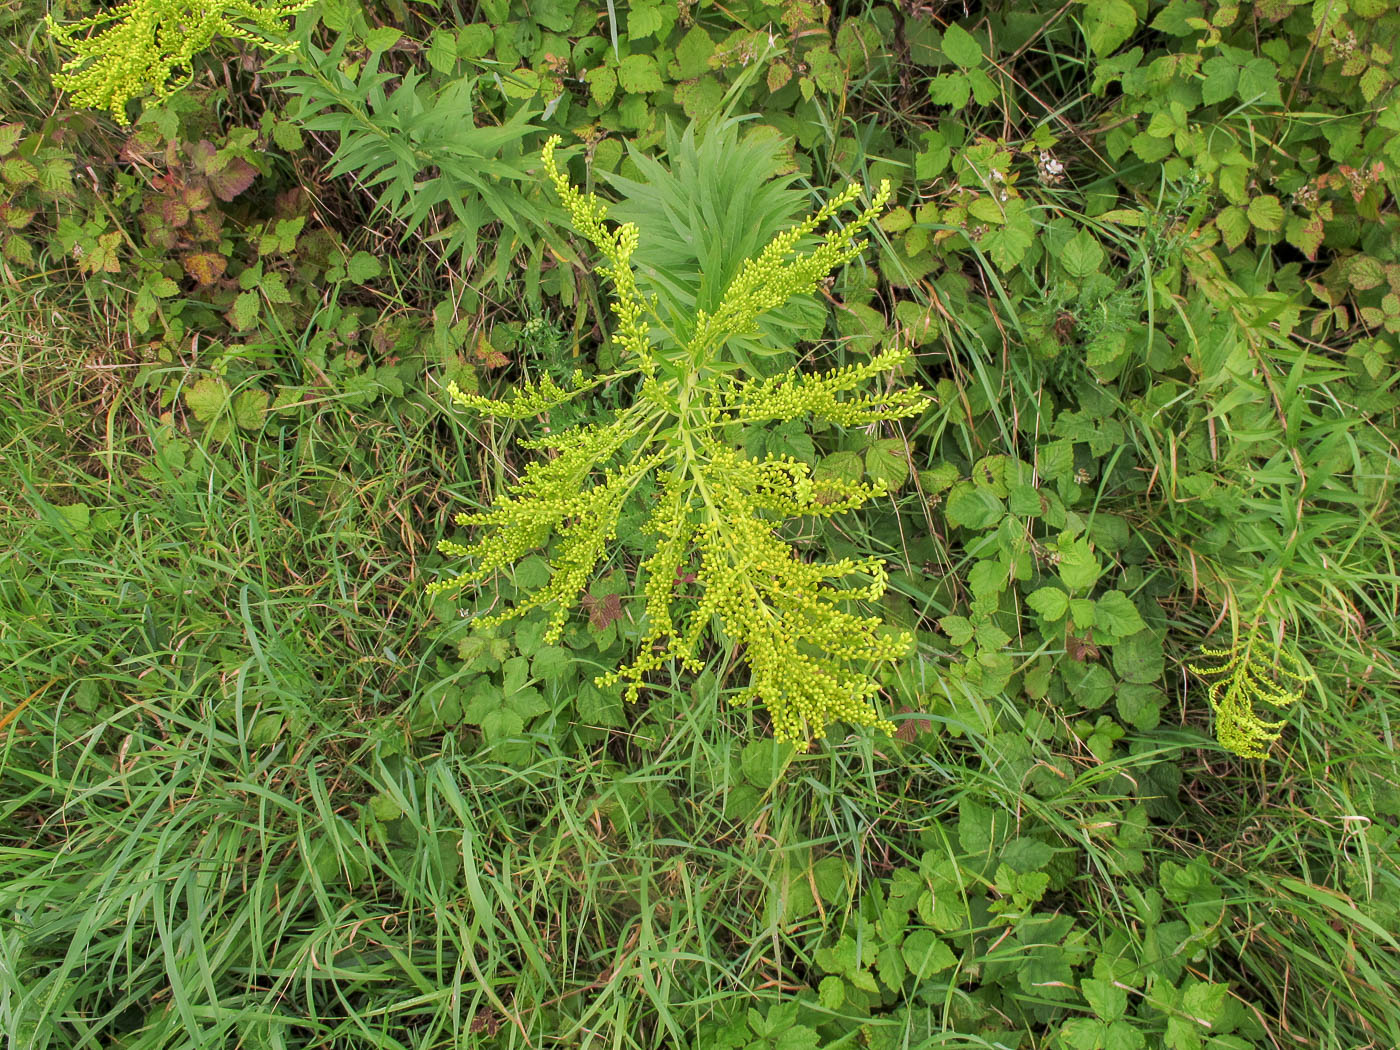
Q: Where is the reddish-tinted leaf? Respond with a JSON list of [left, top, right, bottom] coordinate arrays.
[[207, 157, 257, 202], [182, 250, 228, 285]]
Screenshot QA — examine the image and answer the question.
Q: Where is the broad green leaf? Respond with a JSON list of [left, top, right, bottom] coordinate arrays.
[[1114, 629, 1165, 684], [939, 615, 975, 646], [1061, 229, 1105, 277], [1246, 195, 1284, 231], [866, 437, 910, 489], [618, 54, 663, 94], [901, 929, 956, 979], [362, 27, 402, 52], [672, 26, 715, 79], [940, 23, 982, 68], [1200, 56, 1239, 105], [1095, 591, 1147, 636], [348, 251, 383, 281], [1083, 977, 1128, 1021], [945, 484, 1004, 529], [1056, 538, 1102, 591], [1027, 586, 1070, 621], [814, 450, 863, 485], [1216, 205, 1250, 250], [232, 389, 268, 430], [1084, 0, 1138, 57], [185, 377, 229, 422]]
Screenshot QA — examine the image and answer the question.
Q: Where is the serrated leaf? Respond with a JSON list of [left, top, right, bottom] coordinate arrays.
[[866, 438, 910, 489], [185, 377, 230, 423], [585, 66, 617, 108], [1285, 214, 1323, 260], [1246, 195, 1284, 231], [901, 928, 956, 979], [229, 290, 260, 331], [1002, 836, 1054, 873], [233, 389, 269, 430], [3, 232, 35, 267], [672, 25, 716, 79], [1095, 591, 1147, 636], [1061, 229, 1106, 277], [0, 123, 22, 155], [1027, 586, 1070, 621], [577, 681, 624, 726], [944, 485, 1003, 529], [941, 23, 982, 68], [206, 157, 257, 202], [618, 54, 663, 94], [1200, 56, 1239, 106], [427, 29, 458, 74], [363, 27, 403, 51], [347, 251, 383, 282], [1114, 629, 1165, 684], [928, 72, 971, 108], [939, 615, 975, 646], [1216, 205, 1250, 250], [817, 975, 845, 1010], [1, 155, 37, 186], [1056, 538, 1102, 591], [1084, 0, 1138, 57], [628, 0, 663, 40], [1083, 977, 1128, 1021], [1348, 255, 1385, 291]]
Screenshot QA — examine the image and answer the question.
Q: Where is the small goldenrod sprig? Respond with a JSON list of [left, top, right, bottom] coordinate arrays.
[[444, 370, 616, 421], [46, 0, 312, 122], [1189, 631, 1309, 758], [541, 137, 654, 373], [723, 347, 925, 427]]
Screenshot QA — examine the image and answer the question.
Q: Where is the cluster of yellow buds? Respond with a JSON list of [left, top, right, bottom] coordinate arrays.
[[47, 0, 313, 123], [433, 135, 927, 746], [1189, 635, 1308, 758]]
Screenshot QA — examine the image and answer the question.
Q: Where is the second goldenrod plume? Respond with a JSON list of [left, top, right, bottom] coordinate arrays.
[[430, 134, 924, 744], [46, 0, 312, 122], [1189, 633, 1309, 759]]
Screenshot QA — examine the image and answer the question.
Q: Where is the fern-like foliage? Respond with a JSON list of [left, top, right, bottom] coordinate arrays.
[[1189, 633, 1309, 758], [606, 119, 825, 373], [429, 135, 925, 745], [47, 0, 311, 122], [273, 38, 561, 275]]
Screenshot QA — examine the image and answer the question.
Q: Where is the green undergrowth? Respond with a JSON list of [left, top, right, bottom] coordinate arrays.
[[3, 0, 1400, 1047]]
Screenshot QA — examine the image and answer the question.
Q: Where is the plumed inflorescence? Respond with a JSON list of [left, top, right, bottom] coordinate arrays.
[[1189, 633, 1308, 759], [47, 0, 312, 123], [430, 135, 926, 744]]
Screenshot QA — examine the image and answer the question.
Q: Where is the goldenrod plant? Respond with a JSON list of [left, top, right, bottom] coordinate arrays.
[[1189, 628, 1309, 759], [429, 135, 923, 744], [46, 0, 312, 122]]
